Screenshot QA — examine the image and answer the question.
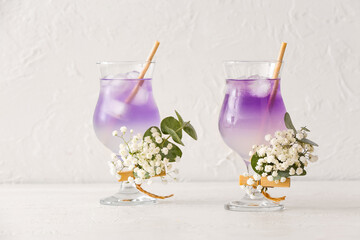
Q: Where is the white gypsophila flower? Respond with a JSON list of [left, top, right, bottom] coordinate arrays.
[[270, 138, 277, 146], [167, 143, 173, 150], [249, 151, 254, 157], [280, 177, 286, 183], [111, 153, 117, 160], [152, 131, 160, 137], [287, 129, 295, 135], [267, 176, 274, 181], [289, 168, 296, 175], [272, 171, 278, 177], [128, 176, 134, 183], [116, 160, 123, 168], [247, 178, 255, 186], [257, 185, 263, 191], [119, 143, 126, 150], [120, 126, 127, 133], [150, 127, 157, 133], [275, 180, 279, 184], [155, 154, 162, 161], [161, 148, 168, 155], [155, 137, 163, 144], [134, 178, 142, 185], [262, 173, 267, 177], [299, 156, 307, 163], [175, 156, 181, 163], [130, 129, 134, 133], [267, 155, 276, 163], [112, 130, 119, 136], [253, 173, 261, 181], [265, 165, 273, 172], [257, 147, 266, 157], [296, 132, 304, 140], [296, 168, 303, 175], [156, 167, 162, 175], [144, 136, 152, 143], [275, 131, 282, 138], [151, 147, 159, 154], [265, 134, 272, 142], [163, 158, 169, 165]]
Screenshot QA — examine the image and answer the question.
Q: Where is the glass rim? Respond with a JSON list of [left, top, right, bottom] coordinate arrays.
[[96, 61, 156, 65], [100, 77, 152, 81], [223, 60, 284, 64], [226, 78, 280, 81]]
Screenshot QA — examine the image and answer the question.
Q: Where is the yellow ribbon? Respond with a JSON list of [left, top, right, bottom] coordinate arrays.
[[261, 189, 286, 202]]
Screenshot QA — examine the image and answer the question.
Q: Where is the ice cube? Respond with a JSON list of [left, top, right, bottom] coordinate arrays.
[[126, 71, 140, 79], [132, 87, 149, 105], [104, 100, 128, 119], [248, 78, 271, 97], [248, 74, 262, 79]]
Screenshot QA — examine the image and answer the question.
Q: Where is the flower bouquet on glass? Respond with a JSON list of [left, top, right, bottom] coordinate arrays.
[[105, 111, 197, 205], [238, 112, 318, 208]]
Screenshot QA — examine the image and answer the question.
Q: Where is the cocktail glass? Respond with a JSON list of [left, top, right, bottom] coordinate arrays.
[[219, 61, 287, 211], [93, 61, 160, 206]]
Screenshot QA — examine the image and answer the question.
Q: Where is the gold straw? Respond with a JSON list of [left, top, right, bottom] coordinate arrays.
[[267, 42, 287, 110], [125, 41, 160, 103]]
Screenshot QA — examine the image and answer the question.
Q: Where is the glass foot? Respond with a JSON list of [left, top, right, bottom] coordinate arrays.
[[100, 182, 157, 206], [224, 192, 284, 212]]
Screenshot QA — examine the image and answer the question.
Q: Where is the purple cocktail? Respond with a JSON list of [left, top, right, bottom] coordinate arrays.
[[219, 61, 287, 211], [93, 61, 160, 206], [93, 78, 160, 152], [219, 78, 286, 164]]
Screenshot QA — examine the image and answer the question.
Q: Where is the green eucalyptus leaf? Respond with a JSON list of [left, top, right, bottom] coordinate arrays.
[[143, 126, 161, 139], [301, 126, 310, 132], [164, 126, 184, 146], [298, 138, 319, 147], [276, 171, 290, 179], [183, 122, 198, 140], [161, 117, 182, 139], [251, 153, 261, 174], [175, 110, 184, 126], [162, 140, 182, 162], [284, 112, 296, 132]]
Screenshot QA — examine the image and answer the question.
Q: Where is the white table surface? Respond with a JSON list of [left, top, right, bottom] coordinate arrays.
[[0, 181, 359, 240]]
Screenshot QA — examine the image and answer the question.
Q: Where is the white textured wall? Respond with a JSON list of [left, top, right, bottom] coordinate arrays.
[[1, 0, 359, 183]]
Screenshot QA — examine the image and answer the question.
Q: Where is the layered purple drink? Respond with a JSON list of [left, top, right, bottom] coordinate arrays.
[[93, 63, 160, 153], [219, 77, 286, 163]]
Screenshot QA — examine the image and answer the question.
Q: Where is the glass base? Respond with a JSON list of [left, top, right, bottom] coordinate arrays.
[[100, 182, 157, 206], [224, 192, 284, 212]]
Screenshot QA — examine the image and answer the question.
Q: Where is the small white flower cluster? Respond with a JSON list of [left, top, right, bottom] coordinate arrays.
[[250, 128, 318, 183], [240, 173, 263, 199], [109, 126, 180, 185]]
